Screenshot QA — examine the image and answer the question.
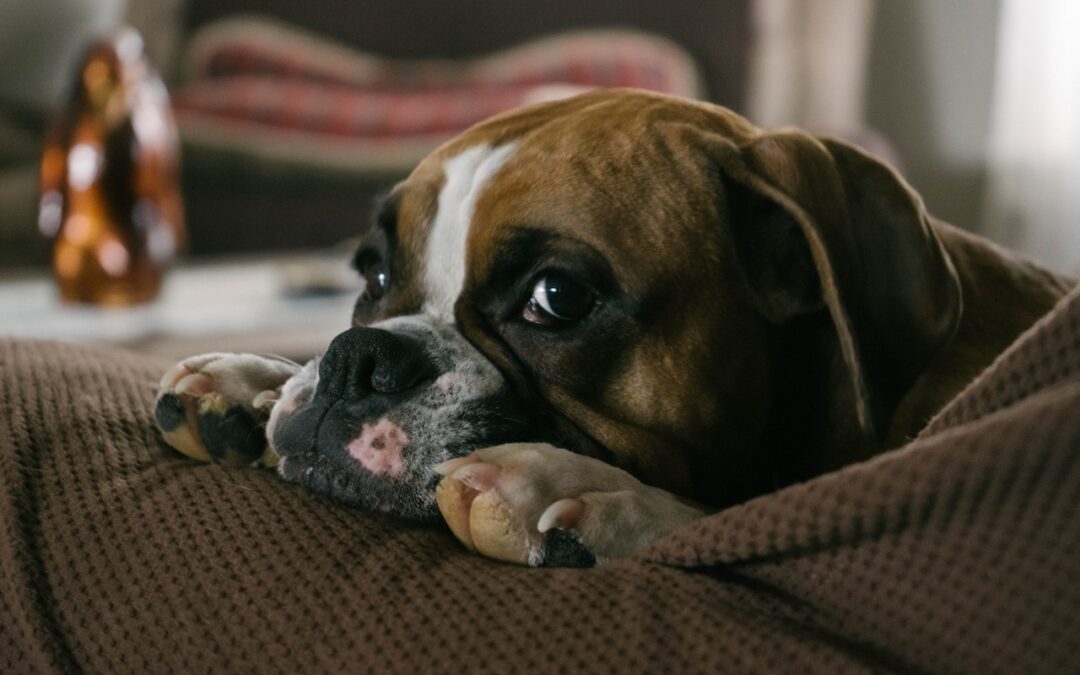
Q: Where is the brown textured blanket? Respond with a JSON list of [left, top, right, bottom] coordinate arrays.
[[2, 285, 1078, 673]]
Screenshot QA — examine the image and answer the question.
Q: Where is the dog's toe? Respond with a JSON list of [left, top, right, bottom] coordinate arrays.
[[154, 353, 297, 467], [154, 391, 186, 432], [195, 393, 266, 465], [537, 498, 592, 566], [155, 391, 213, 462]]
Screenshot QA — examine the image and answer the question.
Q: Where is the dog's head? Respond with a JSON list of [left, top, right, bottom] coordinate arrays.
[[268, 90, 961, 518]]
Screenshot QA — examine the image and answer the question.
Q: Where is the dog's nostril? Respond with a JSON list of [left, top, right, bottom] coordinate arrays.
[[322, 326, 437, 397], [370, 350, 435, 393], [355, 355, 377, 391]]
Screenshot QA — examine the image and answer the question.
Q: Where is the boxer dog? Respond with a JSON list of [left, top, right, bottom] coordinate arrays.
[[155, 89, 1073, 567]]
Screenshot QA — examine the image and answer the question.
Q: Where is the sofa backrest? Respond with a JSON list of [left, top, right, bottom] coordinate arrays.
[[182, 0, 752, 108]]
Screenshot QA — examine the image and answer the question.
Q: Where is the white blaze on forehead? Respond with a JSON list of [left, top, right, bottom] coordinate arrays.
[[423, 143, 518, 323]]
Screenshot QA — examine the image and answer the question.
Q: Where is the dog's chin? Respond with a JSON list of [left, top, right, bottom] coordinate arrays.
[[276, 449, 444, 520]]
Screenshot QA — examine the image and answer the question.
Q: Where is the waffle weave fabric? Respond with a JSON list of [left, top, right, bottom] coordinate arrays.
[[1, 285, 1077, 673]]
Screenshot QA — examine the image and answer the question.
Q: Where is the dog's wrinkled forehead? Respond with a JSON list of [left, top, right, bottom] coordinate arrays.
[[417, 142, 518, 324], [384, 89, 760, 326]]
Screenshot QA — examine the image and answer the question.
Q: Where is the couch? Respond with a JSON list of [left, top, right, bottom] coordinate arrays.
[[172, 0, 753, 255], [2, 280, 1077, 672]]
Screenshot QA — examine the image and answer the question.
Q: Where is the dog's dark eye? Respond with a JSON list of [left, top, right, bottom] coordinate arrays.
[[352, 249, 389, 302], [523, 271, 596, 326]]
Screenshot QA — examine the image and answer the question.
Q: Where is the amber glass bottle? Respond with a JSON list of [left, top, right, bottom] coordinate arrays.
[[39, 28, 185, 306]]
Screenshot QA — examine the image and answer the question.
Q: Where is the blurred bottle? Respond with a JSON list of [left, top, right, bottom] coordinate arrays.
[[39, 27, 185, 306]]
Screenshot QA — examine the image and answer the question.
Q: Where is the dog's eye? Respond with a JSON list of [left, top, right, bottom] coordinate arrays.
[[353, 249, 389, 302], [523, 272, 596, 326]]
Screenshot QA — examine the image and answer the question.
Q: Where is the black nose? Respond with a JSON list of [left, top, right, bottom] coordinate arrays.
[[318, 327, 437, 399]]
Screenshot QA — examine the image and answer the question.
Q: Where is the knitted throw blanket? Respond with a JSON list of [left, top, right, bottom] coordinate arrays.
[[2, 286, 1078, 673]]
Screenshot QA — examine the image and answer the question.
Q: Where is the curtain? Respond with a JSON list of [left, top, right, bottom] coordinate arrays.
[[983, 0, 1080, 274], [748, 0, 875, 133], [746, 0, 897, 165]]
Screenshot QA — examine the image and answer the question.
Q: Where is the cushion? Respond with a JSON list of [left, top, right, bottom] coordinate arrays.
[[173, 18, 703, 172], [1, 284, 1078, 672]]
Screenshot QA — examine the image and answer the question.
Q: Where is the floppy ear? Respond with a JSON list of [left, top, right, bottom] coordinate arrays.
[[714, 131, 962, 438]]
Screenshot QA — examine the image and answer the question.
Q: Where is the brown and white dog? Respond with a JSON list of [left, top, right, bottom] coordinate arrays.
[[155, 89, 1073, 567]]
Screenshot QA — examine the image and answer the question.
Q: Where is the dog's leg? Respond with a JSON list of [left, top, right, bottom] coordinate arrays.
[[435, 443, 708, 567], [154, 353, 305, 467]]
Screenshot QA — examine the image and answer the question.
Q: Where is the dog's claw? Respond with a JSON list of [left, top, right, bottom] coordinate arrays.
[[160, 363, 193, 389], [450, 462, 501, 491], [433, 456, 474, 476], [252, 389, 279, 409], [175, 372, 214, 397], [537, 498, 586, 533]]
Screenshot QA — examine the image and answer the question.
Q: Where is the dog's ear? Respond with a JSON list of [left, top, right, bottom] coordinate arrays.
[[714, 131, 962, 438]]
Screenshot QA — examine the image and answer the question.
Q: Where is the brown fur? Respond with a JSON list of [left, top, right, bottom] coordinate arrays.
[[367, 89, 1074, 507], [888, 223, 1073, 444]]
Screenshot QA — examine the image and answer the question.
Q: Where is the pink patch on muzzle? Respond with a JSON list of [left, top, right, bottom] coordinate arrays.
[[346, 418, 409, 476]]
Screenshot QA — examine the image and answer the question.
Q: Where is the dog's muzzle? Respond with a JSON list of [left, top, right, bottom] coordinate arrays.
[[266, 315, 539, 519]]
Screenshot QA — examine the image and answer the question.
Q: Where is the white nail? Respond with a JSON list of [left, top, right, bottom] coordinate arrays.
[[253, 390, 279, 409], [450, 462, 500, 490], [433, 456, 473, 476], [160, 363, 192, 389], [175, 373, 214, 397], [537, 498, 585, 533]]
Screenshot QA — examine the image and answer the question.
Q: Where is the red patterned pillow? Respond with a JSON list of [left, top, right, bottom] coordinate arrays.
[[173, 17, 703, 170]]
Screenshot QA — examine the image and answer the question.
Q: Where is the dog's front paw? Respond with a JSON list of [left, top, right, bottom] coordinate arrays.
[[434, 443, 707, 567], [155, 353, 301, 466]]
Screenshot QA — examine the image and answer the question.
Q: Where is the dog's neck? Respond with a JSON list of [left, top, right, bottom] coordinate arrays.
[[886, 222, 1074, 445], [763, 221, 1075, 486]]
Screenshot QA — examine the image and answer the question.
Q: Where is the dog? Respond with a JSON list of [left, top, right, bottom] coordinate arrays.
[[155, 89, 1074, 567]]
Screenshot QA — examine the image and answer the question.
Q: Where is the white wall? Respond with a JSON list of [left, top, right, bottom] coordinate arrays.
[[0, 0, 128, 112], [865, 0, 1002, 232]]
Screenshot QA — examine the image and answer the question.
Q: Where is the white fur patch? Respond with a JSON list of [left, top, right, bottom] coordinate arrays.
[[423, 143, 518, 323]]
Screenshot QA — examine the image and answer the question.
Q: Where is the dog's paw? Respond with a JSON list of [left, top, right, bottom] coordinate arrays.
[[434, 443, 707, 567], [154, 353, 301, 466]]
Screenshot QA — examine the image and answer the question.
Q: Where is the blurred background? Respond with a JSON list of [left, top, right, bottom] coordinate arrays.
[[0, 0, 1076, 357]]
